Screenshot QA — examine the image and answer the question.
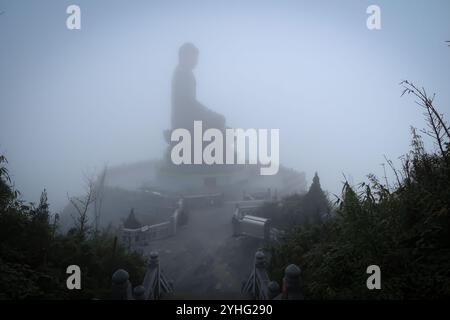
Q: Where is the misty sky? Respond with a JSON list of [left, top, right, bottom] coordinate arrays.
[[1, 0, 449, 210]]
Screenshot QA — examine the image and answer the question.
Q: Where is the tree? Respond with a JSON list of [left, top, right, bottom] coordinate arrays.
[[0, 155, 146, 299], [303, 172, 329, 223], [401, 80, 450, 156], [123, 208, 141, 229], [68, 175, 97, 238], [269, 81, 450, 299], [93, 166, 107, 237]]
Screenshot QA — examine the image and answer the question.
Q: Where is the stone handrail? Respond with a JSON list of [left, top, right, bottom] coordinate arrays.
[[121, 193, 225, 250], [112, 251, 303, 300], [242, 250, 303, 300], [112, 251, 173, 300], [120, 199, 186, 249]]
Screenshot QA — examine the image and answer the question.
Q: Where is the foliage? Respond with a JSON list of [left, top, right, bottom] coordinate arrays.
[[0, 156, 146, 299], [269, 83, 450, 299], [256, 173, 330, 229]]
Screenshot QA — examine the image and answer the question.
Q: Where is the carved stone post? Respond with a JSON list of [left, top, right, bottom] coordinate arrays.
[[112, 269, 132, 300], [264, 219, 271, 242], [133, 285, 145, 300], [149, 251, 160, 299], [232, 204, 241, 237], [254, 251, 266, 299], [255, 250, 266, 269], [170, 214, 177, 236], [232, 214, 240, 237], [282, 264, 303, 300], [178, 198, 188, 225], [268, 281, 281, 300], [149, 251, 160, 268]]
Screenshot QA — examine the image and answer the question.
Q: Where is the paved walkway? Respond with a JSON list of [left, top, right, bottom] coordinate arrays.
[[144, 202, 263, 299]]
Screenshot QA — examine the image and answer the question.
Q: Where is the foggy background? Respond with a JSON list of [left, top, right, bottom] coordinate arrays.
[[1, 0, 449, 211]]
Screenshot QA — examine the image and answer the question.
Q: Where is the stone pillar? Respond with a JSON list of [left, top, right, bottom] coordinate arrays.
[[133, 285, 146, 300], [178, 198, 184, 211], [178, 198, 188, 226], [111, 269, 132, 300], [149, 251, 160, 299], [232, 214, 240, 237], [264, 220, 271, 242], [268, 281, 281, 300], [255, 250, 266, 269], [282, 264, 303, 300], [149, 251, 159, 269], [170, 214, 177, 236], [254, 251, 265, 299]]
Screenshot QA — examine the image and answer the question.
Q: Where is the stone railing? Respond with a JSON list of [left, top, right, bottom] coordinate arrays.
[[242, 250, 303, 300], [112, 251, 173, 300], [120, 199, 186, 251], [112, 250, 302, 300]]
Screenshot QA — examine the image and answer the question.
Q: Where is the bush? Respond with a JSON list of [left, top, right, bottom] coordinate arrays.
[[269, 83, 450, 299], [0, 156, 146, 299]]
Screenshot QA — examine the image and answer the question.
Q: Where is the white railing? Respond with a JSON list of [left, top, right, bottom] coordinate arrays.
[[121, 199, 185, 249], [120, 193, 223, 250]]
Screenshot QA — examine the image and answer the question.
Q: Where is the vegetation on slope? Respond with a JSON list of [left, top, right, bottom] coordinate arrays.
[[269, 82, 450, 299], [0, 157, 146, 299]]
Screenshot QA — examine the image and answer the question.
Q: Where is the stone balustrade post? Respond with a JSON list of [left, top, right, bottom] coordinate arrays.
[[268, 281, 281, 300], [254, 250, 267, 299], [255, 250, 266, 269], [149, 251, 160, 273], [149, 251, 160, 299], [282, 264, 303, 300], [170, 214, 177, 236], [111, 269, 132, 300], [133, 285, 145, 300]]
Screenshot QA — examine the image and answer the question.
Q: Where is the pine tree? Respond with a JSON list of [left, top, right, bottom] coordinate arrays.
[[123, 208, 141, 229], [304, 172, 329, 223]]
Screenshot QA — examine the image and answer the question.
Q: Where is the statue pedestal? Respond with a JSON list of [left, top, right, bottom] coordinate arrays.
[[160, 128, 242, 194]]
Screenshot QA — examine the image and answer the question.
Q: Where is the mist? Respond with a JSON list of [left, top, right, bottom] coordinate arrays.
[[1, 0, 450, 211]]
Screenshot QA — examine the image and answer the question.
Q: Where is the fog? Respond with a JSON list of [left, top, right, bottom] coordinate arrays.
[[1, 0, 449, 210]]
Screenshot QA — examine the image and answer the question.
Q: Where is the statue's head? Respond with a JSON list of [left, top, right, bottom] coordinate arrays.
[[178, 42, 199, 69]]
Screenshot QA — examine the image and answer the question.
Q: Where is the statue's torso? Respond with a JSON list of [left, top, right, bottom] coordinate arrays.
[[171, 65, 197, 129]]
